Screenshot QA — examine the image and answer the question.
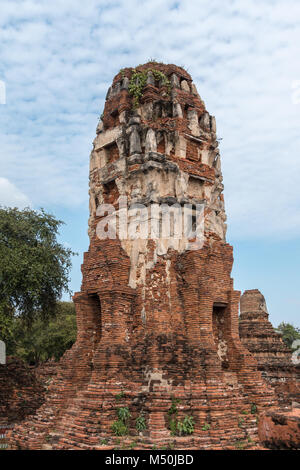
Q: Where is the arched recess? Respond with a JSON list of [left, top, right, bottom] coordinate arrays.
[[212, 302, 230, 370]]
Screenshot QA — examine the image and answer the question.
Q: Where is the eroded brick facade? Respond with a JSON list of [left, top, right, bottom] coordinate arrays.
[[8, 62, 284, 450]]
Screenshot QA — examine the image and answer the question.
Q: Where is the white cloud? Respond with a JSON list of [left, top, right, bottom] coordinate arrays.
[[0, 177, 31, 208], [0, 0, 300, 239]]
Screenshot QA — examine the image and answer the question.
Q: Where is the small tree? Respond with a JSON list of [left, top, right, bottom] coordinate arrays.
[[7, 302, 77, 364], [0, 207, 76, 340], [276, 322, 300, 349]]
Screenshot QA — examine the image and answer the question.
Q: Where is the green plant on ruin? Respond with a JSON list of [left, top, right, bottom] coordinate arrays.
[[169, 415, 195, 436], [100, 438, 107, 445], [251, 403, 257, 414], [117, 406, 131, 422], [235, 440, 246, 450], [128, 70, 148, 108], [169, 418, 177, 436], [128, 68, 171, 109], [115, 390, 125, 401], [238, 417, 245, 428], [241, 409, 248, 415], [128, 441, 137, 449], [167, 396, 179, 435], [201, 422, 210, 431], [111, 406, 131, 436], [111, 420, 128, 436], [168, 396, 181, 416], [152, 70, 171, 91], [176, 416, 195, 436], [135, 414, 147, 432], [167, 397, 194, 436]]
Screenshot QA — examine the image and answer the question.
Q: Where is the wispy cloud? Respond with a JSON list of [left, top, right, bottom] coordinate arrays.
[[0, 177, 31, 208], [0, 0, 300, 239]]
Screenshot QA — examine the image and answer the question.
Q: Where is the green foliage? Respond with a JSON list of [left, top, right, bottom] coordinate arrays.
[[201, 423, 210, 431], [276, 322, 300, 349], [152, 70, 171, 90], [135, 414, 147, 432], [235, 440, 245, 450], [176, 416, 194, 436], [128, 70, 148, 108], [169, 416, 194, 436], [238, 417, 245, 428], [6, 301, 77, 364], [168, 396, 180, 415], [251, 403, 257, 414], [169, 418, 177, 436], [111, 420, 128, 436], [117, 407, 131, 422], [0, 302, 14, 341], [128, 68, 171, 108], [112, 407, 131, 437], [167, 397, 194, 436], [115, 391, 125, 400], [0, 207, 76, 339]]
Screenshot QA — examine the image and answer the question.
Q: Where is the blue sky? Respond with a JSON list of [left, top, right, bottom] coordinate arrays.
[[0, 0, 299, 326]]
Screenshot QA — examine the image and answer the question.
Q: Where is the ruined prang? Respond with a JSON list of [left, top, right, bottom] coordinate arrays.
[[8, 62, 280, 450], [239, 289, 299, 405]]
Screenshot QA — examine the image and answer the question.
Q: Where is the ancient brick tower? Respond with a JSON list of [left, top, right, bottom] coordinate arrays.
[[239, 289, 299, 404], [8, 63, 278, 450]]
